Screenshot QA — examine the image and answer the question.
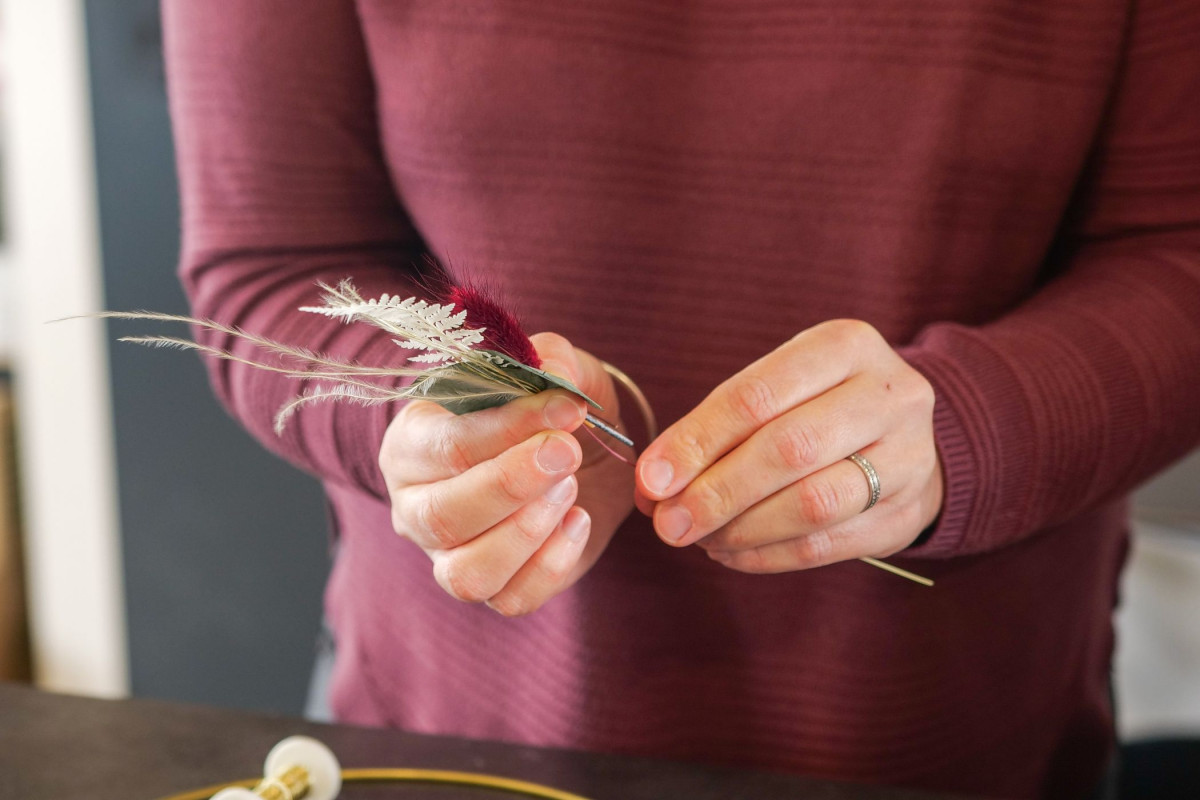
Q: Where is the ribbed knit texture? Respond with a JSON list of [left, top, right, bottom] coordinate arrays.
[[162, 2, 1200, 798]]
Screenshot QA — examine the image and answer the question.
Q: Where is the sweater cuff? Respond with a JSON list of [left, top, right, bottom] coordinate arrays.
[[895, 335, 1031, 560], [895, 347, 974, 557]]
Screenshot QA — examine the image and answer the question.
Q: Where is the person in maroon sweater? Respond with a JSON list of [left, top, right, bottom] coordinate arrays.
[[162, 2, 1200, 798]]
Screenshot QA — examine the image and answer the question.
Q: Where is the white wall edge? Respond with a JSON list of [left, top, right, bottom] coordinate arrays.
[[2, 0, 129, 697]]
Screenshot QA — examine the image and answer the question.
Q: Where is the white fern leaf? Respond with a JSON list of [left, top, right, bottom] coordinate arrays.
[[396, 338, 438, 351], [408, 351, 455, 363], [301, 280, 490, 361], [447, 328, 486, 348], [425, 304, 454, 326]]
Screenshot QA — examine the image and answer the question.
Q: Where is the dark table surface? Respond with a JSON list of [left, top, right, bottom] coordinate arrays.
[[0, 682, 978, 800]]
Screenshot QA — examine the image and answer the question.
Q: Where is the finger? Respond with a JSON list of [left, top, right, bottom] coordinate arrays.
[[636, 319, 882, 501], [531, 331, 583, 380], [532, 331, 621, 416], [651, 374, 891, 546], [698, 442, 891, 553], [430, 476, 578, 604], [382, 390, 586, 487], [532, 332, 626, 466], [486, 506, 592, 617], [706, 492, 924, 574], [633, 485, 657, 518], [391, 430, 582, 550]]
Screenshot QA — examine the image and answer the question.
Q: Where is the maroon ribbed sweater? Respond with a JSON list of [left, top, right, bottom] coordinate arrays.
[[163, 2, 1200, 798]]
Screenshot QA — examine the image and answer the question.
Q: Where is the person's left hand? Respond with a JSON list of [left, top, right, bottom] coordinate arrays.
[[634, 319, 943, 573]]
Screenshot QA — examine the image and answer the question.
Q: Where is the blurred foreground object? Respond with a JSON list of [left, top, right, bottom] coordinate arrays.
[[0, 371, 32, 681], [1117, 517, 1200, 737], [1115, 472, 1200, 799]]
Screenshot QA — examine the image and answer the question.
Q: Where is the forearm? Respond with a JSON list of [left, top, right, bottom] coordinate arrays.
[[182, 246, 426, 500], [902, 231, 1200, 557], [164, 0, 432, 498], [897, 0, 1200, 558]]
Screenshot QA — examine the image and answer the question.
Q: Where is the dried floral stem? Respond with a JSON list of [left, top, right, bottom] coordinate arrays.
[[84, 283, 612, 442], [859, 557, 933, 587], [583, 414, 633, 448]]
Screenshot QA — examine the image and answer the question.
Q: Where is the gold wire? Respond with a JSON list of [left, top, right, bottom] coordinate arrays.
[[156, 767, 595, 800], [599, 361, 657, 442], [859, 556, 934, 587]]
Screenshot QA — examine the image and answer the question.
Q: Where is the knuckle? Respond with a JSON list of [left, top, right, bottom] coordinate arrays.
[[530, 331, 571, 353], [491, 459, 532, 507], [919, 447, 939, 481], [848, 318, 881, 344], [772, 423, 824, 473], [792, 530, 835, 568], [377, 443, 398, 483], [379, 427, 414, 484], [436, 557, 493, 604], [433, 428, 475, 475], [529, 332, 579, 380], [823, 318, 878, 349], [908, 374, 936, 414], [729, 374, 779, 427], [390, 490, 427, 538], [689, 480, 734, 531], [712, 521, 751, 552], [533, 553, 573, 589], [734, 548, 770, 574], [896, 499, 923, 532], [389, 492, 415, 537], [419, 489, 459, 549], [795, 479, 842, 529], [389, 401, 430, 442], [510, 506, 552, 548], [488, 594, 530, 618], [389, 399, 422, 431], [673, 427, 713, 471]]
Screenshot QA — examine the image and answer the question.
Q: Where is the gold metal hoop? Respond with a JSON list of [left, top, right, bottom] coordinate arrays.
[[600, 361, 657, 442], [158, 767, 595, 800]]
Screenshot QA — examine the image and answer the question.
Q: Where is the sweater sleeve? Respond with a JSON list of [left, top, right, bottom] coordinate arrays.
[[900, 0, 1200, 558], [162, 0, 425, 500]]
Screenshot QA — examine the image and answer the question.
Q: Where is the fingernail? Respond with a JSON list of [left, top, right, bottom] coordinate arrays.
[[564, 509, 590, 542], [708, 550, 731, 565], [545, 476, 574, 504], [657, 505, 693, 544], [537, 435, 576, 473], [640, 459, 674, 496], [544, 395, 581, 430]]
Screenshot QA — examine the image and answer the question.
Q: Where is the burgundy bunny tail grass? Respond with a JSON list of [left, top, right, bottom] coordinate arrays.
[[410, 254, 455, 297], [407, 255, 541, 366], [446, 283, 542, 367]]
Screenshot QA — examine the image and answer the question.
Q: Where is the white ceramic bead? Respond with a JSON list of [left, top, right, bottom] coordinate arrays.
[[262, 736, 343, 800], [210, 789, 259, 800]]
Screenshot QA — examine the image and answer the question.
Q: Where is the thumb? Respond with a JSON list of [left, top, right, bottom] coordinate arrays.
[[530, 332, 620, 420], [530, 331, 582, 384]]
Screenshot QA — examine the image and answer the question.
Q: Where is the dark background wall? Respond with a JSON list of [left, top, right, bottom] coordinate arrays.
[[84, 0, 330, 715]]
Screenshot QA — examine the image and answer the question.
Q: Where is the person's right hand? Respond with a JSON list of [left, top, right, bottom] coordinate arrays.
[[378, 333, 635, 616]]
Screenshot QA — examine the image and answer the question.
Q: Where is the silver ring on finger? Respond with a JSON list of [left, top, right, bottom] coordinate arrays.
[[846, 452, 881, 513]]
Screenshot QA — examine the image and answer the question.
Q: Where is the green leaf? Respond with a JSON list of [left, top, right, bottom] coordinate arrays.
[[412, 350, 603, 416]]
